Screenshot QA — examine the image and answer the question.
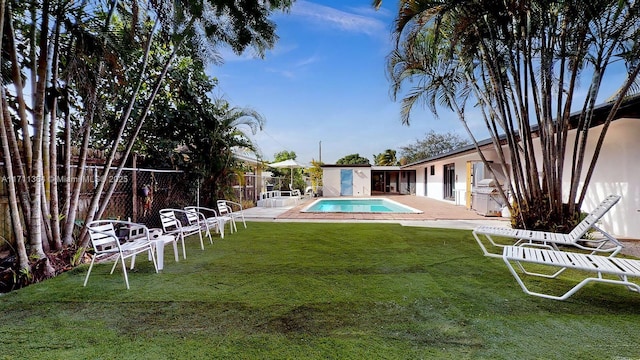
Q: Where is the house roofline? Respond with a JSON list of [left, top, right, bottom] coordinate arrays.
[[321, 164, 372, 168], [401, 94, 640, 169]]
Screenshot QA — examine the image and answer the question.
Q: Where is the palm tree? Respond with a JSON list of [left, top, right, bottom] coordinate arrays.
[[187, 99, 265, 206], [2, 0, 293, 278], [374, 149, 398, 166], [378, 0, 640, 231]]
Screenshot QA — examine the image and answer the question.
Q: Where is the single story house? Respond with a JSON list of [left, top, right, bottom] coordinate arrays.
[[322, 165, 416, 197], [323, 96, 640, 239]]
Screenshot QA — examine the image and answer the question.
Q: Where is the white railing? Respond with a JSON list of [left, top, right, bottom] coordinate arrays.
[[257, 190, 301, 207]]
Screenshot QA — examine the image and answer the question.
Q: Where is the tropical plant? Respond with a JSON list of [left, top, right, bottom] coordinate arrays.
[[373, 149, 398, 166], [376, 0, 640, 231], [0, 0, 293, 284], [307, 159, 324, 194]]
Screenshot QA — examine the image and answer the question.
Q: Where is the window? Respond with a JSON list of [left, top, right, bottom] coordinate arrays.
[[430, 165, 435, 176]]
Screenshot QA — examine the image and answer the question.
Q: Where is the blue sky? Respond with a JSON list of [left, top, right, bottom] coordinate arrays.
[[212, 1, 627, 165], [212, 0, 464, 164]]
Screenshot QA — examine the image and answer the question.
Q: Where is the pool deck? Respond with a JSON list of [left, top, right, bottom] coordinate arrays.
[[242, 195, 510, 230]]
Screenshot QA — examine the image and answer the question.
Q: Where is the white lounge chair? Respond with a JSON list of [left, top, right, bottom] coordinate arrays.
[[224, 200, 247, 229], [186, 206, 234, 239], [183, 207, 215, 244], [84, 220, 158, 289], [217, 200, 246, 230], [159, 209, 206, 259], [473, 194, 623, 258], [502, 245, 640, 300]]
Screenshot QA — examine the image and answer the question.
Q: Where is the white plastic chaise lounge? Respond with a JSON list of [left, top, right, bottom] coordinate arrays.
[[473, 194, 623, 258], [502, 245, 640, 301]]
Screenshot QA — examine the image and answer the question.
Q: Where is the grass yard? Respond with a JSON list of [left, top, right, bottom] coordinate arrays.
[[1, 222, 639, 359]]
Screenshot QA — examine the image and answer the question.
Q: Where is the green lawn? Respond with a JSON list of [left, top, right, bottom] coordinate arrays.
[[1, 222, 639, 359]]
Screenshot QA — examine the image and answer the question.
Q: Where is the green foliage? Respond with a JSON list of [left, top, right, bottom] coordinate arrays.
[[308, 159, 324, 193], [268, 151, 305, 191], [2, 222, 640, 358], [336, 153, 370, 165], [399, 130, 470, 164], [373, 149, 398, 166], [384, 0, 640, 231], [510, 198, 582, 233]]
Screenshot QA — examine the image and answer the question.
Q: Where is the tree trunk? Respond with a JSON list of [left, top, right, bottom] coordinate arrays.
[[0, 0, 28, 269], [48, 11, 64, 251]]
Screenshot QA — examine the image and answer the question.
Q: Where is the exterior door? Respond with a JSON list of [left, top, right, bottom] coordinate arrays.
[[443, 163, 455, 200], [424, 167, 428, 196], [340, 169, 353, 196]]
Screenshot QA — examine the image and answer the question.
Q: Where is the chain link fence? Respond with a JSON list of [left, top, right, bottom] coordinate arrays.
[[0, 165, 291, 246], [97, 166, 191, 228], [0, 165, 191, 245]]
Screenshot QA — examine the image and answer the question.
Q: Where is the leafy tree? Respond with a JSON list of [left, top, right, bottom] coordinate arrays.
[[132, 55, 264, 207], [400, 131, 470, 164], [268, 151, 304, 190], [373, 149, 398, 166], [336, 154, 370, 165], [0, 0, 293, 285], [377, 0, 640, 231]]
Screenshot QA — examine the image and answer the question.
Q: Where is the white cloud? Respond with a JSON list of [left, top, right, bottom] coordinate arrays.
[[295, 54, 321, 67], [290, 1, 386, 36], [266, 67, 296, 79]]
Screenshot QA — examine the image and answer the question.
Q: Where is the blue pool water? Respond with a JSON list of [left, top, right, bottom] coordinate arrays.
[[302, 198, 422, 213]]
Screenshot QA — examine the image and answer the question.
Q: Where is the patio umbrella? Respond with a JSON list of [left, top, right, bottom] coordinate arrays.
[[268, 159, 307, 189]]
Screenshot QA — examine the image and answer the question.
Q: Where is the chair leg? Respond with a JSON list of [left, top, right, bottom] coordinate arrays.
[[172, 241, 179, 262], [83, 257, 96, 287], [120, 254, 130, 290], [197, 231, 205, 250], [205, 225, 213, 244], [110, 257, 120, 274], [180, 234, 187, 259], [149, 248, 158, 273]]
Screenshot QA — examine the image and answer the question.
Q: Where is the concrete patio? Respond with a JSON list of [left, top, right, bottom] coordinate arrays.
[[242, 195, 510, 230]]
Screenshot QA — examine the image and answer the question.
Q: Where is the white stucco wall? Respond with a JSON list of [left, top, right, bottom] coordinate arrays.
[[322, 168, 341, 197], [322, 167, 371, 197], [562, 118, 639, 239], [409, 118, 640, 239]]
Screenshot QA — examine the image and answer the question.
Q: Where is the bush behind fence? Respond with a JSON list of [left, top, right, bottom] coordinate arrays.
[[0, 166, 191, 245]]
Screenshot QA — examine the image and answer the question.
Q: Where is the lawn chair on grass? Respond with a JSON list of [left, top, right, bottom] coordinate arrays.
[[472, 194, 623, 258], [502, 245, 640, 301], [159, 209, 207, 259], [128, 224, 180, 271], [217, 200, 246, 230], [184, 206, 218, 242], [84, 220, 158, 289], [185, 206, 233, 239]]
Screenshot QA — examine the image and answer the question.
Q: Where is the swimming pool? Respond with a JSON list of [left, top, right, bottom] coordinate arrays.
[[302, 198, 422, 213]]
